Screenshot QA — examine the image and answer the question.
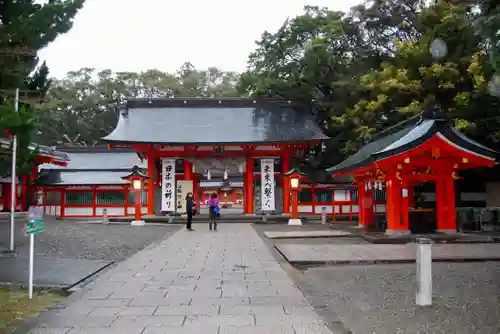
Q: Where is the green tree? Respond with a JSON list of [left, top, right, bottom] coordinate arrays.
[[238, 5, 395, 167], [36, 65, 242, 146], [0, 0, 85, 177], [350, 0, 500, 150], [240, 0, 500, 170]]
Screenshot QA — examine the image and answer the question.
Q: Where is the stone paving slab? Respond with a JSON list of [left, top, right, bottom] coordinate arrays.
[[263, 230, 351, 239], [28, 224, 332, 333], [0, 257, 112, 287], [275, 243, 500, 264]]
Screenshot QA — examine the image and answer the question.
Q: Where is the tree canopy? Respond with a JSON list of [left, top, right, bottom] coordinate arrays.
[[20, 0, 500, 175], [238, 0, 500, 167], [0, 0, 85, 176], [34, 64, 242, 146]]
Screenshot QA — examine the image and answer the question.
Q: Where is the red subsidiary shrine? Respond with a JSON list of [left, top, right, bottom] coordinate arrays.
[[327, 114, 498, 234], [102, 97, 329, 216], [0, 137, 69, 212]]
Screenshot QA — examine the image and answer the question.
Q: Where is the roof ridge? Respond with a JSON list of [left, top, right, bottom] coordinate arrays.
[[367, 113, 423, 143]]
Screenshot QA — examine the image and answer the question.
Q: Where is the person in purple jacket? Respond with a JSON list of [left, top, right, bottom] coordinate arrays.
[[207, 193, 219, 231]]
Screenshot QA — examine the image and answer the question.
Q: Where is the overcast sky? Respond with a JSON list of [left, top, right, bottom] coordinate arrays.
[[38, 0, 362, 78]]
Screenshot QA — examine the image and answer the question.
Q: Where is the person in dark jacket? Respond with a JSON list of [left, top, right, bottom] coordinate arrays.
[[186, 192, 194, 231]]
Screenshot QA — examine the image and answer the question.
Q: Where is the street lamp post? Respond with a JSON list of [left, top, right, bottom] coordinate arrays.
[[122, 166, 149, 227], [284, 168, 307, 226]]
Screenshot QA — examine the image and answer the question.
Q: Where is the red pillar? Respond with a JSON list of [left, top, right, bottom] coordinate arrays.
[[401, 173, 409, 232], [184, 159, 193, 180], [21, 175, 29, 211], [365, 185, 374, 227], [2, 183, 11, 212], [385, 173, 407, 233], [244, 156, 254, 214], [4, 180, 18, 212], [435, 175, 446, 232], [438, 173, 457, 232], [291, 188, 298, 219], [147, 155, 155, 216], [282, 151, 291, 214], [357, 181, 366, 226], [92, 187, 97, 217], [135, 189, 141, 221]]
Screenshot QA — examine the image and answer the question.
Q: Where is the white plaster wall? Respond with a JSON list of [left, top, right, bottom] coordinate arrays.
[[64, 207, 93, 216], [298, 205, 313, 213], [128, 207, 148, 215]]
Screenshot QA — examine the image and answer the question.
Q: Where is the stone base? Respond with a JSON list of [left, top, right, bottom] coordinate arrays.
[[288, 218, 302, 226], [437, 229, 457, 234], [130, 220, 146, 226], [385, 229, 410, 236]]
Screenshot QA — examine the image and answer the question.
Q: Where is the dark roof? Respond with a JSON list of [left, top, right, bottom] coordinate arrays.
[[283, 167, 308, 177], [37, 147, 146, 185], [36, 170, 134, 185], [39, 149, 144, 171], [121, 165, 149, 180], [0, 137, 69, 163], [326, 118, 498, 174], [102, 98, 328, 144]]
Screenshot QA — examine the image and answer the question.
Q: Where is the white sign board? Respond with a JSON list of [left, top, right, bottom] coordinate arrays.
[[176, 180, 194, 214], [260, 159, 275, 211], [161, 159, 176, 212]]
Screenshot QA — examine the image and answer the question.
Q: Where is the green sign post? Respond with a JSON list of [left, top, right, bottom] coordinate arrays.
[[24, 218, 45, 236], [26, 205, 45, 299]]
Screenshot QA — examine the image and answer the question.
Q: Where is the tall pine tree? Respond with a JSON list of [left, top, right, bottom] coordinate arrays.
[[0, 0, 85, 177]]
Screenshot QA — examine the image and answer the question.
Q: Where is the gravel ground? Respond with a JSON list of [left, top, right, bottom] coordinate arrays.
[[0, 218, 180, 261], [295, 262, 500, 334], [252, 224, 500, 334]]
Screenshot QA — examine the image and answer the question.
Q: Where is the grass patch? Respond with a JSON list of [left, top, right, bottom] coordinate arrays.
[[0, 286, 61, 332]]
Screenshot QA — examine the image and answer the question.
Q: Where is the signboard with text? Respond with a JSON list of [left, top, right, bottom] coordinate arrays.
[[161, 158, 176, 212], [260, 159, 276, 211]]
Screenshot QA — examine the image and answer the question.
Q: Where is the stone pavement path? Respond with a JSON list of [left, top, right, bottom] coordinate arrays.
[[30, 224, 332, 334]]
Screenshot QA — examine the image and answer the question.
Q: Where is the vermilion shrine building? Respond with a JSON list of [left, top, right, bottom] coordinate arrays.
[[0, 137, 69, 212], [4, 99, 496, 226], [102, 97, 329, 216], [327, 114, 497, 233]]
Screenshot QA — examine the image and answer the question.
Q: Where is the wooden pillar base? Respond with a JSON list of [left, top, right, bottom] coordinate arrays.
[[244, 156, 254, 215]]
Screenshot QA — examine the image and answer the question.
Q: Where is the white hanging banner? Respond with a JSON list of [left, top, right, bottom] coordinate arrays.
[[260, 158, 275, 211], [161, 158, 176, 212]]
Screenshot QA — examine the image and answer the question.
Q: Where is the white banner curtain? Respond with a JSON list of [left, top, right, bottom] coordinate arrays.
[[260, 158, 275, 211], [161, 158, 176, 212]]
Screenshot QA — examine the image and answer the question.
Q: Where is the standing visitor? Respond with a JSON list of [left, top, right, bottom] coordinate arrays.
[[208, 193, 220, 231], [185, 192, 194, 231]]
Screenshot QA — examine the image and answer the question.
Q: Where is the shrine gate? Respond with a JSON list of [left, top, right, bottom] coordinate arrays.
[[102, 98, 328, 215]]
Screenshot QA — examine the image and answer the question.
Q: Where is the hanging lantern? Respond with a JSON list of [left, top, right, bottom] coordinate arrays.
[[206, 170, 211, 180], [223, 169, 228, 180], [192, 163, 196, 173], [367, 181, 372, 191], [238, 163, 244, 173]]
